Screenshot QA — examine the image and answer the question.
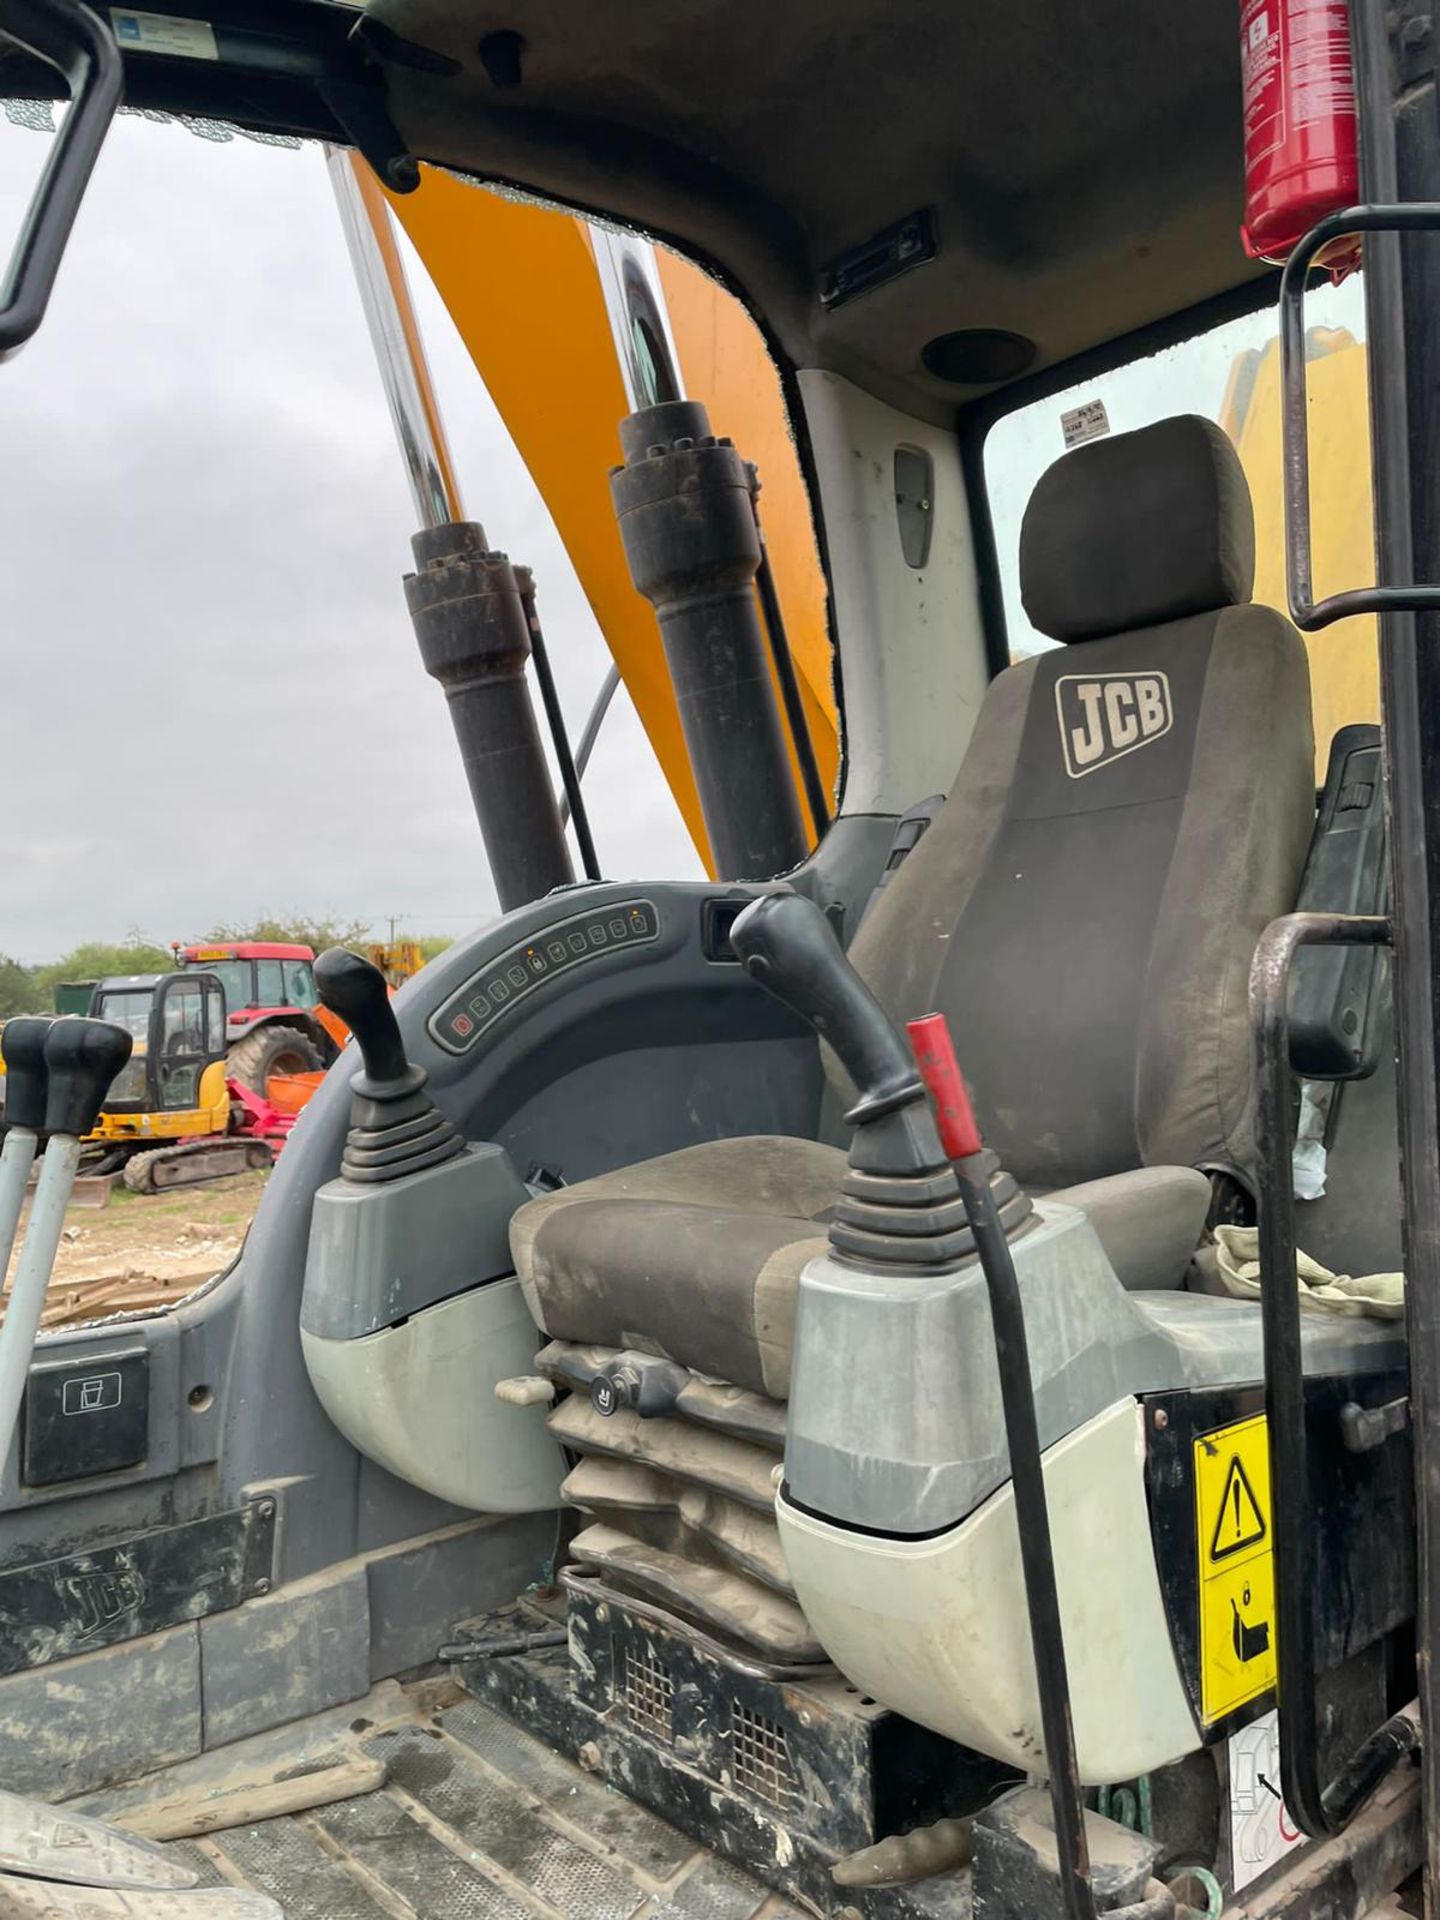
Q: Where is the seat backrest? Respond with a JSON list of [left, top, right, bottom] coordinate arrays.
[[848, 414, 1315, 1190]]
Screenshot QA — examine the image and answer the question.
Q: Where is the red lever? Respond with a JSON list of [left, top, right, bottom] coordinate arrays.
[[907, 1013, 983, 1159]]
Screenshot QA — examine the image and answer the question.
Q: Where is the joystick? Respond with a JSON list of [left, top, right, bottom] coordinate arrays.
[[0, 1016, 53, 1286], [729, 892, 1031, 1267], [43, 1016, 135, 1140], [0, 1017, 132, 1456], [315, 949, 463, 1185], [1, 1017, 51, 1137]]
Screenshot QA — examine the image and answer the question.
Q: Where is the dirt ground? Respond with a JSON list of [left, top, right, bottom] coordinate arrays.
[[28, 1169, 268, 1325]]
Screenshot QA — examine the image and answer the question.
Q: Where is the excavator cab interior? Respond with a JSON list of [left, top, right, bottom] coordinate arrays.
[[0, 2, 1436, 1918]]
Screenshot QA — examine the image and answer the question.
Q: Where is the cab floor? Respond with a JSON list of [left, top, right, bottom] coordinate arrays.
[[79, 1682, 804, 1920]]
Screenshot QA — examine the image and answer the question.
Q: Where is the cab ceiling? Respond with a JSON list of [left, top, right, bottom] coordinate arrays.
[[371, 0, 1264, 422]]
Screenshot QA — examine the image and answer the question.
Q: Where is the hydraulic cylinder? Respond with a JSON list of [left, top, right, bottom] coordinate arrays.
[[404, 521, 575, 912], [610, 399, 808, 880]]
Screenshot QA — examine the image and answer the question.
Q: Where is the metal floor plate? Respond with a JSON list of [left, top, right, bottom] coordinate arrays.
[[85, 1687, 804, 1920]]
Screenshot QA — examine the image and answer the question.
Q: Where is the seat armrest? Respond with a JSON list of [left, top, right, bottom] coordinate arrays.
[[1288, 724, 1389, 1080], [1047, 1166, 1211, 1291]]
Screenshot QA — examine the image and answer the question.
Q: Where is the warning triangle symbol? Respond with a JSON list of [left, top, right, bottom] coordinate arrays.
[[1209, 1456, 1266, 1564]]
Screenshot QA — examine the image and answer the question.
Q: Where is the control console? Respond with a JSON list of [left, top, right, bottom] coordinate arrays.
[[298, 947, 563, 1515]]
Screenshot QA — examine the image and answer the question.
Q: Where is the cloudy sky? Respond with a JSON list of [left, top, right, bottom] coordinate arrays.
[[0, 112, 702, 963]]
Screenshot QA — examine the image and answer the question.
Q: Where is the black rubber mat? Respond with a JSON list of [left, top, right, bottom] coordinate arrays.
[[160, 1697, 802, 1919]]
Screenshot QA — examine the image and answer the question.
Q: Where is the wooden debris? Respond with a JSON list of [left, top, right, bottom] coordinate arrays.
[[0, 1267, 220, 1333], [112, 1754, 386, 1842]]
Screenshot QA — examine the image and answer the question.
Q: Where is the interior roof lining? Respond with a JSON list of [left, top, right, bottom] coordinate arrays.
[[368, 0, 1268, 426]]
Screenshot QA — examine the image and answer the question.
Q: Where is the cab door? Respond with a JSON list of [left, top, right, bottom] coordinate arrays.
[[150, 972, 226, 1113]]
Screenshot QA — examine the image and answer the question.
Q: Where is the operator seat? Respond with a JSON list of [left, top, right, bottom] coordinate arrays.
[[510, 415, 1316, 1400]]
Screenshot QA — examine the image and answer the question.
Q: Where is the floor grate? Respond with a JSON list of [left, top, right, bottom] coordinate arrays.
[[623, 1642, 676, 1744], [729, 1700, 800, 1811]]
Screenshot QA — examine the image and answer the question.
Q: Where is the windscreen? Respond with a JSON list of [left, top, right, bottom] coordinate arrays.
[[93, 990, 152, 1039], [190, 960, 252, 1016]]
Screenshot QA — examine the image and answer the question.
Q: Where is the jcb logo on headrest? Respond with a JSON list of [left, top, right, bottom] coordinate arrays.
[[1055, 672, 1172, 779]]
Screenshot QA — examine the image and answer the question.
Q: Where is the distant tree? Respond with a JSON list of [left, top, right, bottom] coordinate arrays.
[[204, 915, 373, 954], [0, 956, 42, 1019], [417, 936, 453, 962], [32, 934, 175, 1007]]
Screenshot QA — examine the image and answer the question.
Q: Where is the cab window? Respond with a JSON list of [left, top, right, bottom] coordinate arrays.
[[202, 960, 254, 1016], [283, 961, 318, 1008], [255, 960, 285, 1005], [95, 990, 151, 1040]]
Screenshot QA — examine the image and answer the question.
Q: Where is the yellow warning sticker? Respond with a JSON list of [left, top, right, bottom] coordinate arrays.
[[1195, 1413, 1276, 1724]]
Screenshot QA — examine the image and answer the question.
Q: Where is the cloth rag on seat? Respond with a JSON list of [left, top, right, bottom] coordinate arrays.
[[1214, 1223, 1404, 1320]]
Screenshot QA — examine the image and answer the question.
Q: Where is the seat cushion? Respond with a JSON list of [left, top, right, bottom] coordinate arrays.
[[512, 1136, 843, 1397], [512, 1140, 1211, 1398], [1041, 1166, 1210, 1291]]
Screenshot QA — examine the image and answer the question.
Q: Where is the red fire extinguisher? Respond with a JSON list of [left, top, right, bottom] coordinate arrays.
[[1240, 0, 1361, 275]]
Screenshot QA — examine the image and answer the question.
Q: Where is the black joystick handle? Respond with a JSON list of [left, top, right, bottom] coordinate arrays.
[[314, 948, 463, 1184], [43, 1018, 133, 1139], [730, 893, 922, 1122], [2, 1017, 54, 1133], [314, 948, 413, 1093]]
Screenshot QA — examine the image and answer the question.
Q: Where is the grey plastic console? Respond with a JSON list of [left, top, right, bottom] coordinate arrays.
[[301, 1142, 531, 1341]]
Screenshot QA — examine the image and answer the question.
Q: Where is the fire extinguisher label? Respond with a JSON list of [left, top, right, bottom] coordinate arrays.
[[1287, 2, 1356, 130], [1241, 0, 1284, 164]]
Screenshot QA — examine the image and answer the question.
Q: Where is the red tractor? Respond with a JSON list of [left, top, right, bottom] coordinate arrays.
[[174, 942, 347, 1096]]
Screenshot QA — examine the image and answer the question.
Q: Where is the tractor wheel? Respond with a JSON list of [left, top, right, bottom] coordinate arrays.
[[227, 1024, 323, 1097]]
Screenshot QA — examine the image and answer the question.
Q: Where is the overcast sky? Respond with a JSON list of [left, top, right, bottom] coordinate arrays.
[[0, 112, 702, 964]]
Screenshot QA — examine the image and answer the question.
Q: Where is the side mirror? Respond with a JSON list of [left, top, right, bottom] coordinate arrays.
[[0, 0, 122, 359]]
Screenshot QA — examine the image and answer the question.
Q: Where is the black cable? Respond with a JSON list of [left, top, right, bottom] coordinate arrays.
[[753, 523, 831, 838], [954, 1155, 1095, 1920], [560, 664, 622, 830], [519, 581, 602, 883]]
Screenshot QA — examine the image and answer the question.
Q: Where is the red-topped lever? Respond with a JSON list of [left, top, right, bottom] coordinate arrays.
[[904, 1007, 1095, 1920], [906, 1014, 983, 1161]]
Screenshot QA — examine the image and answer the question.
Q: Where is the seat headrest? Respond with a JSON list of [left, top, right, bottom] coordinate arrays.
[[1019, 414, 1256, 644]]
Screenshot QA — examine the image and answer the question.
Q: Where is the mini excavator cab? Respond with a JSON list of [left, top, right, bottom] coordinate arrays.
[[0, 1, 1438, 1917], [90, 971, 228, 1122]]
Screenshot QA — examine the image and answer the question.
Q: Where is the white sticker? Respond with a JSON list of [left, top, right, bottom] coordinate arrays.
[[1229, 1711, 1304, 1892], [109, 9, 219, 60], [1061, 399, 1110, 449]]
